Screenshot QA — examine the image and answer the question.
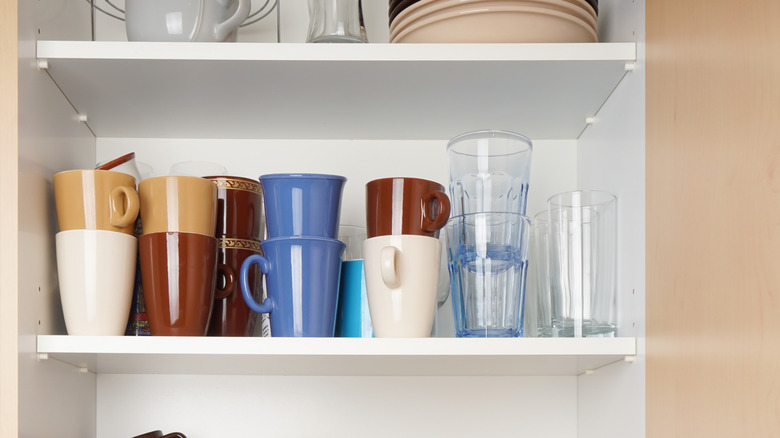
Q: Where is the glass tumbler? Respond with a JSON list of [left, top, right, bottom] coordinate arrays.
[[306, 0, 368, 43], [446, 212, 531, 337], [547, 190, 617, 337], [335, 225, 373, 337], [447, 129, 533, 217]]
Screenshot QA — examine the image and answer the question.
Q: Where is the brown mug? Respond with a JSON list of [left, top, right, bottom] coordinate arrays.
[[53, 169, 139, 235], [139, 231, 218, 336], [365, 177, 451, 238], [208, 238, 264, 336], [139, 175, 217, 236], [203, 175, 265, 241], [132, 431, 186, 438]]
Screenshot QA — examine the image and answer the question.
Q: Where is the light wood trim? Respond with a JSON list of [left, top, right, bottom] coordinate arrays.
[[0, 0, 19, 436], [647, 1, 780, 435]]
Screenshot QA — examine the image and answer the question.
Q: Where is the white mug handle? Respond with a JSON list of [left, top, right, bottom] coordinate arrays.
[[380, 246, 401, 289], [214, 0, 251, 41]]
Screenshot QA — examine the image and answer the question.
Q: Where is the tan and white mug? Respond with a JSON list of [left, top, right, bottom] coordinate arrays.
[[53, 169, 139, 235]]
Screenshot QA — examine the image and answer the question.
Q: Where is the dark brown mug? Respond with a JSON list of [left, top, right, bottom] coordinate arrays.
[[365, 177, 451, 238], [208, 237, 264, 337], [203, 176, 264, 241], [132, 431, 186, 438], [139, 231, 218, 336]]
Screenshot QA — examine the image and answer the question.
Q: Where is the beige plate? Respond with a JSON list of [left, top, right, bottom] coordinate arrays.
[[392, 0, 596, 38], [392, 4, 598, 44]]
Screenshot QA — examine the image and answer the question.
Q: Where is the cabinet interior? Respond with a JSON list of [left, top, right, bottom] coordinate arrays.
[[16, 0, 646, 437]]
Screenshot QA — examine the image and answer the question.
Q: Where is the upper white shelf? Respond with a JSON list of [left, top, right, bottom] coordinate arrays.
[[37, 335, 636, 376], [36, 41, 636, 140]]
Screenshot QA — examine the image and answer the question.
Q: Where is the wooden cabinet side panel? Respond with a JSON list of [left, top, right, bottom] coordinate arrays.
[[0, 0, 20, 435], [647, 1, 780, 435]]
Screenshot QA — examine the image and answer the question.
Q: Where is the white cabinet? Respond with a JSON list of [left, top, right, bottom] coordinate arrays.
[[12, 0, 646, 437]]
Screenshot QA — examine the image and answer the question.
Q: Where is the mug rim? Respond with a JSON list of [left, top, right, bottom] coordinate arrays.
[[95, 152, 135, 170], [261, 235, 346, 247], [365, 176, 445, 190], [259, 173, 347, 182]]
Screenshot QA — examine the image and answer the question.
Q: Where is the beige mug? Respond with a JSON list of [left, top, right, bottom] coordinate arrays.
[[53, 169, 139, 235], [139, 176, 217, 236], [363, 234, 442, 338]]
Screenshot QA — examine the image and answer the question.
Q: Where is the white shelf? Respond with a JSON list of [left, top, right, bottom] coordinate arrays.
[[37, 335, 636, 376], [36, 41, 636, 140]]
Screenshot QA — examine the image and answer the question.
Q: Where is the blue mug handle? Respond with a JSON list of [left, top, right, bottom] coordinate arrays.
[[240, 253, 274, 314]]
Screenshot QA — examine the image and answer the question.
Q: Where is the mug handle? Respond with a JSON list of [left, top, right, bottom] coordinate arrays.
[[161, 434, 187, 438], [215, 263, 235, 299], [380, 246, 400, 289], [240, 253, 273, 314], [214, 0, 251, 41], [421, 191, 451, 233], [109, 185, 140, 228]]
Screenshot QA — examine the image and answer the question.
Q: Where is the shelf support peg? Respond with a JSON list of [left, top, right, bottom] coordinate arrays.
[[624, 355, 636, 363], [625, 62, 636, 71], [37, 353, 48, 361], [585, 369, 596, 375], [585, 116, 596, 125], [77, 114, 88, 123], [36, 59, 48, 70]]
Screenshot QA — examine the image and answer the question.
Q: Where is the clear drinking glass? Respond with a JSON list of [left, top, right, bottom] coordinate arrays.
[[525, 210, 552, 337], [447, 129, 533, 217], [306, 0, 367, 43], [335, 225, 373, 337], [547, 190, 617, 337], [446, 212, 531, 337]]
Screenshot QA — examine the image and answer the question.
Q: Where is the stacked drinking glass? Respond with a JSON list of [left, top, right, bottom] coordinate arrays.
[[445, 130, 533, 337]]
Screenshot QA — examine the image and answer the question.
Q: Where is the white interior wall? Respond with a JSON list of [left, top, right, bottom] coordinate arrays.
[[97, 374, 578, 438], [577, 0, 645, 437], [18, 0, 99, 436]]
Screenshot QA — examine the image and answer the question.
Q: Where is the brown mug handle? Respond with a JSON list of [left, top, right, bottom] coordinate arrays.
[[215, 263, 235, 299], [161, 433, 186, 438], [421, 191, 451, 233]]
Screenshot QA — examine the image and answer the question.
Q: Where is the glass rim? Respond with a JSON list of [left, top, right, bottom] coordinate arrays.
[[547, 190, 616, 208], [446, 212, 531, 224], [446, 129, 533, 157]]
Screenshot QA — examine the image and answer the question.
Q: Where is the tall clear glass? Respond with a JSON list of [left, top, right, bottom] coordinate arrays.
[[525, 210, 552, 337], [446, 129, 533, 217], [547, 190, 617, 337], [446, 212, 531, 337], [306, 0, 367, 43]]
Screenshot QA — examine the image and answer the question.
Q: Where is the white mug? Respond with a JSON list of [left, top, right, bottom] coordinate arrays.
[[363, 235, 441, 337], [125, 0, 251, 42], [56, 229, 137, 336]]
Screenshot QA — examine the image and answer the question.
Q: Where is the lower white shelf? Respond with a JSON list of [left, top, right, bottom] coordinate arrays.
[[37, 335, 636, 376]]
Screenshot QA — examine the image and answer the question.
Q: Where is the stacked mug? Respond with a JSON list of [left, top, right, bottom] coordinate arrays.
[[240, 174, 347, 337], [203, 176, 266, 337], [445, 129, 533, 338], [53, 169, 140, 335], [137, 175, 218, 336], [363, 177, 451, 337]]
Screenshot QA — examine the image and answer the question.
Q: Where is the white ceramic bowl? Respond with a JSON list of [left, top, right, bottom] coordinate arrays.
[[391, 0, 596, 39], [393, 4, 597, 43]]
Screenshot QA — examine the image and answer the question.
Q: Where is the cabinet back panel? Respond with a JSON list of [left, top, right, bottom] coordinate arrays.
[[97, 374, 577, 437], [96, 138, 578, 231]]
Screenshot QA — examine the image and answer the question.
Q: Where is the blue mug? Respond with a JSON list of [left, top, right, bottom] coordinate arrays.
[[240, 236, 345, 337], [260, 173, 347, 239]]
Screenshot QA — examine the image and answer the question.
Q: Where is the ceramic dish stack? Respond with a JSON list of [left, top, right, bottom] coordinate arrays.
[[389, 0, 599, 43]]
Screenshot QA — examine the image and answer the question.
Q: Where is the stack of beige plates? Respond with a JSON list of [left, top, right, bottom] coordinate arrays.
[[390, 0, 598, 43]]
